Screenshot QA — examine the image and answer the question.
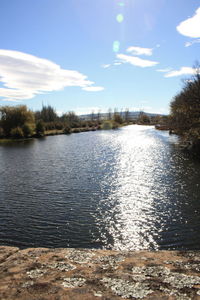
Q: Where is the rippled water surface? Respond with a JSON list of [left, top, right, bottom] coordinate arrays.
[[1, 125, 200, 250]]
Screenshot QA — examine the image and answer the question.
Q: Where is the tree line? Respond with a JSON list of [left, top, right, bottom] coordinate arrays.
[[0, 104, 165, 139], [0, 105, 99, 138], [169, 63, 200, 151], [0, 105, 128, 138]]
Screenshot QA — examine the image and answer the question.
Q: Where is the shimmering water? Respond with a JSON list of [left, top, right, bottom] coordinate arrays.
[[0, 125, 200, 250]]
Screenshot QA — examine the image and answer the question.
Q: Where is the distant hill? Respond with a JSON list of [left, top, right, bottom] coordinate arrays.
[[79, 111, 166, 120]]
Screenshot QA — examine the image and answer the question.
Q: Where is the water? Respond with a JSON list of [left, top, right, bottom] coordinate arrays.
[[0, 125, 200, 250]]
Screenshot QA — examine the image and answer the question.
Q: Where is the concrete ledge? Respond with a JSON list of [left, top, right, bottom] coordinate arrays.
[[0, 246, 200, 299]]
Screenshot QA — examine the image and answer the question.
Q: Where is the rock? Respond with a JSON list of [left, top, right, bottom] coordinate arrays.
[[0, 246, 200, 299]]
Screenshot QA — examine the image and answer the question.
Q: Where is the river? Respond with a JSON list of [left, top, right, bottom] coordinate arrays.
[[0, 125, 200, 250]]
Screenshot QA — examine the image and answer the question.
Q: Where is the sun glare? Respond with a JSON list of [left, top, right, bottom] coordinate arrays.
[[116, 13, 124, 23], [112, 1, 125, 52], [113, 40, 120, 52]]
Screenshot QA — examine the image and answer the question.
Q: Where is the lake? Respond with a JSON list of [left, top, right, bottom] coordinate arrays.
[[1, 125, 200, 250]]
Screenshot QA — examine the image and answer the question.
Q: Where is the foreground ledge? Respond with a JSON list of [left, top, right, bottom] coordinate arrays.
[[1, 246, 200, 299]]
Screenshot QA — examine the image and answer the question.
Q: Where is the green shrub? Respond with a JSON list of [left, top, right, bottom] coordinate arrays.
[[64, 126, 71, 134], [102, 120, 113, 130], [113, 113, 123, 124], [73, 128, 81, 133], [36, 121, 45, 136], [10, 127, 24, 138], [0, 127, 5, 138], [0, 105, 35, 136], [22, 123, 34, 137], [112, 121, 119, 129]]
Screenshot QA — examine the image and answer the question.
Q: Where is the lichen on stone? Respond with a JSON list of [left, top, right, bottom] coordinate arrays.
[[197, 290, 200, 296], [1, 246, 200, 299], [131, 264, 200, 296], [164, 260, 178, 265], [160, 286, 191, 300], [94, 254, 125, 269], [185, 263, 200, 272], [140, 256, 148, 260], [21, 281, 34, 288], [48, 261, 75, 272], [65, 249, 94, 264], [173, 294, 191, 300], [165, 260, 200, 272], [62, 277, 86, 288], [93, 290, 103, 297], [101, 277, 153, 299], [181, 252, 200, 261], [132, 265, 170, 277], [163, 273, 200, 289], [27, 268, 47, 279]]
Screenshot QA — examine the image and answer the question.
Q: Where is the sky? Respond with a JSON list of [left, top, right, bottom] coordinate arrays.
[[0, 0, 199, 115]]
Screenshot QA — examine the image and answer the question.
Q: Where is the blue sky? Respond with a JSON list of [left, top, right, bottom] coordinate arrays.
[[0, 0, 199, 115]]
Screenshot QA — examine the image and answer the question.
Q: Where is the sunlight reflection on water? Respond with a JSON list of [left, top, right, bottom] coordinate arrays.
[[96, 126, 182, 250]]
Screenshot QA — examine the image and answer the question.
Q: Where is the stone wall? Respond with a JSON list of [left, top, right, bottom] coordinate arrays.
[[0, 246, 200, 299]]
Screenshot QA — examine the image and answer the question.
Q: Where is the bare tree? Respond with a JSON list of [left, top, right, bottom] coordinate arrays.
[[124, 108, 129, 122], [97, 109, 101, 122], [91, 110, 95, 122], [107, 108, 112, 120]]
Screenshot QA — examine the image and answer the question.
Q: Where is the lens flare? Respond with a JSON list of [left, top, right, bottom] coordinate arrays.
[[116, 14, 124, 23], [113, 41, 120, 52]]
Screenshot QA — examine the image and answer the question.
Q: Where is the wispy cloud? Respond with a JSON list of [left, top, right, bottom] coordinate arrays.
[[185, 39, 200, 47], [164, 67, 195, 78], [157, 68, 172, 73], [126, 46, 153, 56], [82, 86, 104, 92], [102, 45, 157, 70], [101, 62, 122, 69], [177, 7, 200, 38], [113, 62, 122, 66], [0, 49, 103, 102], [101, 64, 111, 69], [116, 54, 158, 68]]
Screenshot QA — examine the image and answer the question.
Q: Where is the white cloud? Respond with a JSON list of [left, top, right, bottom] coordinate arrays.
[[82, 86, 104, 92], [164, 67, 195, 78], [177, 7, 200, 38], [113, 62, 122, 66], [101, 64, 111, 69], [185, 39, 200, 47], [0, 49, 103, 102], [101, 62, 122, 69], [102, 46, 157, 70], [117, 54, 158, 67], [157, 68, 172, 73], [127, 46, 153, 56]]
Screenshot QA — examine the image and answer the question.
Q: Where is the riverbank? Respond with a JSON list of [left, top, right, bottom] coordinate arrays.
[[0, 123, 132, 143], [1, 246, 200, 299], [0, 127, 100, 144]]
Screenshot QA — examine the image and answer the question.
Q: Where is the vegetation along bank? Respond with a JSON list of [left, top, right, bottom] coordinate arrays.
[[0, 105, 165, 140]]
